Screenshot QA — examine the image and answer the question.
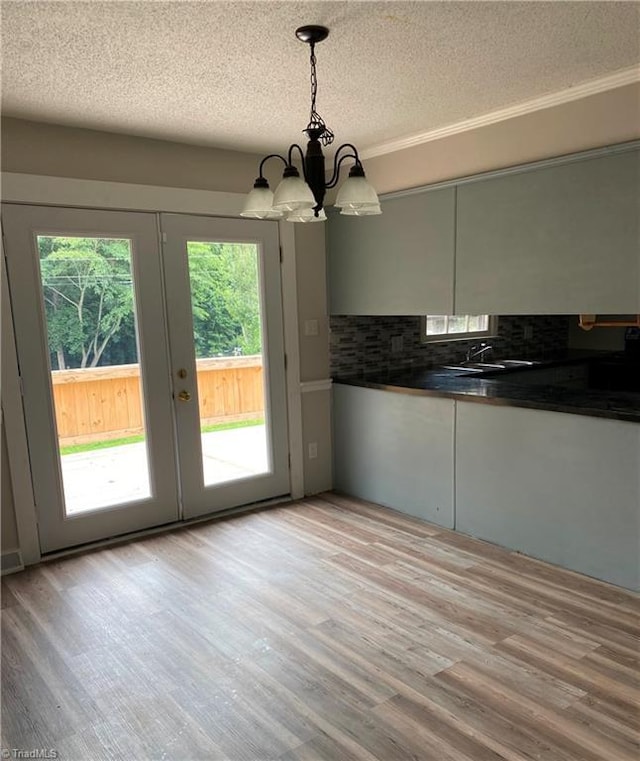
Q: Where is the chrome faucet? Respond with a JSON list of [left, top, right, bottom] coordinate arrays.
[[465, 342, 493, 363]]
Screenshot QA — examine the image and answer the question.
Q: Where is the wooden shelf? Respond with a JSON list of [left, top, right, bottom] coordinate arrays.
[[578, 314, 640, 330]]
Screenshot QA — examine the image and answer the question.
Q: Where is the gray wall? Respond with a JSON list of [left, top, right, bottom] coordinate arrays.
[[294, 223, 332, 494], [1, 117, 264, 192], [295, 224, 330, 383]]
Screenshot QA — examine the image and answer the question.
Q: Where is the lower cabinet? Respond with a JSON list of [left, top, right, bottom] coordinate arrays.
[[456, 403, 640, 591], [333, 384, 640, 590], [333, 384, 455, 528]]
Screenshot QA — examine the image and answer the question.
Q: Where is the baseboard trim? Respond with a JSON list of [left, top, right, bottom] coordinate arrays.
[[39, 494, 294, 564]]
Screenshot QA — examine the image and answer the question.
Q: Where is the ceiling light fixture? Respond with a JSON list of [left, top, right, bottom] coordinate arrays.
[[241, 25, 381, 222]]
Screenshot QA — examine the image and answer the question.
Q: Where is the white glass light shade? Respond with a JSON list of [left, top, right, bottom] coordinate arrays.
[[272, 175, 316, 211], [334, 176, 380, 209], [340, 203, 382, 216], [286, 207, 327, 223], [240, 187, 283, 219]]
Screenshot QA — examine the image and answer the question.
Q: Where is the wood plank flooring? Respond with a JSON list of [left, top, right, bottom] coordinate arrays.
[[2, 492, 639, 760]]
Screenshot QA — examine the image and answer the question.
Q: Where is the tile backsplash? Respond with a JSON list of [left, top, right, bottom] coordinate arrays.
[[330, 315, 571, 377]]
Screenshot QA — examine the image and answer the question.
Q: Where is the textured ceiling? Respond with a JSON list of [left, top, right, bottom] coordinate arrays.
[[2, 1, 639, 156]]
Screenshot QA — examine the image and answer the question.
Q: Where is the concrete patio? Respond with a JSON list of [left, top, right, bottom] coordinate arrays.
[[61, 425, 269, 514]]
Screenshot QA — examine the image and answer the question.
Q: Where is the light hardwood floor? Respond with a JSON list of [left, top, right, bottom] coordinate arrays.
[[2, 492, 639, 760]]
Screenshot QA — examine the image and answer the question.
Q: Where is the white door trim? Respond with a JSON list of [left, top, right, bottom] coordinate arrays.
[[1, 246, 40, 566], [1, 172, 305, 561]]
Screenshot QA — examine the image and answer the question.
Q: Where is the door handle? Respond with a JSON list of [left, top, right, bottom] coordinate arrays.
[[177, 390, 192, 402]]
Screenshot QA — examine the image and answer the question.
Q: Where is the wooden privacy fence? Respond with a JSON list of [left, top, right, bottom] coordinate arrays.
[[51, 356, 265, 445]]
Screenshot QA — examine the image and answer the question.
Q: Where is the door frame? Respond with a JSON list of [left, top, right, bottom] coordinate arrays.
[[1, 172, 305, 567]]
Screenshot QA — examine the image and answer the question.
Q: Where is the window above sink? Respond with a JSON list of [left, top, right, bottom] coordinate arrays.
[[421, 314, 499, 343]]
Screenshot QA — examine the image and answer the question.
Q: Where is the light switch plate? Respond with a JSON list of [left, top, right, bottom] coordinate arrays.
[[304, 319, 319, 336]]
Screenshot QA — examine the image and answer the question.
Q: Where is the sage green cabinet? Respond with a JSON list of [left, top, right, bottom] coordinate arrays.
[[333, 383, 640, 590], [333, 384, 455, 528], [327, 188, 455, 315], [455, 150, 640, 314], [327, 146, 638, 316], [456, 402, 640, 591]]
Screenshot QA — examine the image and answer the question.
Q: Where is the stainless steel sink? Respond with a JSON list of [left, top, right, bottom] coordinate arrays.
[[467, 362, 509, 369], [442, 362, 506, 372], [441, 365, 485, 373], [441, 359, 540, 375]]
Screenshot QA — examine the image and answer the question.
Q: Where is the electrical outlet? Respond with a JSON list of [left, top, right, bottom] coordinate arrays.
[[308, 442, 318, 459], [523, 325, 533, 340], [391, 336, 403, 353]]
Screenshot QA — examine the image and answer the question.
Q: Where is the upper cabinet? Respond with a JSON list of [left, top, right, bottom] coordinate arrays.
[[326, 145, 639, 316], [455, 149, 640, 314], [327, 187, 455, 315]]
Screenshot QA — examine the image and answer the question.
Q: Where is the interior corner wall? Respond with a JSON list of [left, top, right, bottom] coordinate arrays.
[[362, 83, 640, 194], [294, 224, 330, 384], [294, 223, 332, 494]]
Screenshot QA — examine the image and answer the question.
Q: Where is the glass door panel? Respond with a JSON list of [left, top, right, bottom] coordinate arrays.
[[162, 214, 289, 519], [36, 234, 152, 514], [186, 241, 269, 486], [2, 204, 179, 553]]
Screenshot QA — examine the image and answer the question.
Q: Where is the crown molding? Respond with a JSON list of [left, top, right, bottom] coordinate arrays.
[[380, 140, 640, 201], [360, 66, 640, 161]]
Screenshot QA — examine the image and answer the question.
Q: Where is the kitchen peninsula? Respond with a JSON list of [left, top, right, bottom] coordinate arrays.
[[333, 341, 639, 592]]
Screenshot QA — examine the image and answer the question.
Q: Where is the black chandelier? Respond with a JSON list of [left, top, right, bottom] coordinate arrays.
[[241, 25, 381, 222]]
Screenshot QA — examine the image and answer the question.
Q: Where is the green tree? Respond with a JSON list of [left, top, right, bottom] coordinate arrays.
[[39, 237, 263, 369], [39, 237, 134, 369], [187, 242, 239, 357], [187, 242, 262, 358], [219, 243, 262, 356]]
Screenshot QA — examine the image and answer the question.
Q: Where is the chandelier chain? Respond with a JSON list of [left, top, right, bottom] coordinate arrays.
[[307, 42, 334, 146]]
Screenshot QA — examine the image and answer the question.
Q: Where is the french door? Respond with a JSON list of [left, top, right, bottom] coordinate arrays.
[[2, 204, 289, 553], [161, 213, 289, 519]]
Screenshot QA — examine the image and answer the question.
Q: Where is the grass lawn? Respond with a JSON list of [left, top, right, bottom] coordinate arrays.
[[60, 418, 265, 455]]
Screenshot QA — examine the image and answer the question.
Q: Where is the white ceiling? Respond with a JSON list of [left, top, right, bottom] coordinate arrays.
[[2, 1, 639, 156]]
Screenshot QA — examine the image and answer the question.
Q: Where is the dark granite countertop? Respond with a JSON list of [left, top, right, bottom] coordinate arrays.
[[333, 350, 640, 423]]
